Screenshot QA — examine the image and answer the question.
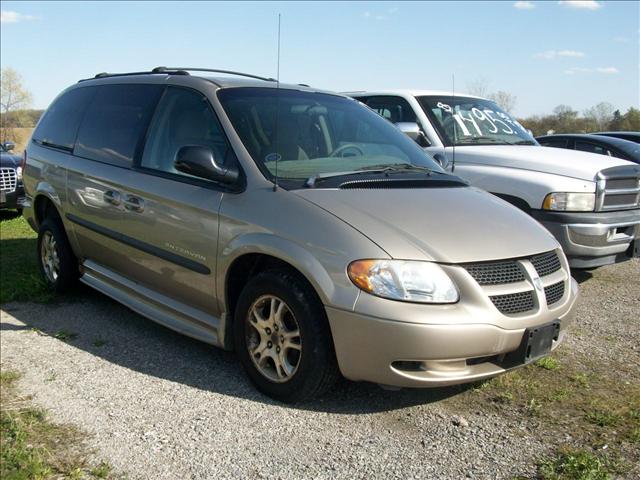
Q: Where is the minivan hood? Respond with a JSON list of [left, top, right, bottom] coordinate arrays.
[[295, 186, 558, 263], [450, 145, 631, 181]]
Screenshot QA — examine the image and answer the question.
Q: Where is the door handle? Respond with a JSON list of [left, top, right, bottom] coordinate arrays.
[[103, 190, 121, 206], [124, 195, 145, 213]]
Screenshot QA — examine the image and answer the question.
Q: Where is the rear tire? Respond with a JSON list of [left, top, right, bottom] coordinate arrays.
[[37, 217, 79, 293], [233, 269, 339, 403]]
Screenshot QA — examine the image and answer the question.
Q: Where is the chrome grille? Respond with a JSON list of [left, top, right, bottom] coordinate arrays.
[[0, 168, 17, 192], [530, 251, 561, 277], [490, 291, 535, 315], [463, 261, 525, 285], [597, 166, 640, 211], [544, 281, 565, 306]]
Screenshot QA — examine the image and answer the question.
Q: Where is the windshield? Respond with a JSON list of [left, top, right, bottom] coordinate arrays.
[[417, 96, 537, 147], [218, 88, 443, 187]]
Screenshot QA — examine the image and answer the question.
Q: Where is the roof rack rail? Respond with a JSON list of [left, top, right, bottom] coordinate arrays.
[[153, 67, 276, 82], [78, 69, 189, 82]]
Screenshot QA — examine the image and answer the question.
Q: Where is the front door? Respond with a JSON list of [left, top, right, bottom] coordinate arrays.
[[113, 86, 238, 317]]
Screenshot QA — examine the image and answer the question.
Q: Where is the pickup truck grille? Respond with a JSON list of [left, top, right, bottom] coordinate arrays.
[[0, 168, 17, 192], [596, 166, 640, 211], [464, 250, 568, 316]]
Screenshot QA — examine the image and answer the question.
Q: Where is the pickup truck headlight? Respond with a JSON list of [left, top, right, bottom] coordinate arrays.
[[543, 192, 595, 212], [16, 166, 23, 180], [348, 260, 459, 303]]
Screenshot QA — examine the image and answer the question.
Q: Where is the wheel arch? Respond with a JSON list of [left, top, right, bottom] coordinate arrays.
[[219, 234, 347, 350]]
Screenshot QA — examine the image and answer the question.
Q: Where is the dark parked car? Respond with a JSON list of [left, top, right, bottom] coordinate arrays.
[[1, 142, 25, 212], [536, 134, 640, 164], [593, 131, 640, 144]]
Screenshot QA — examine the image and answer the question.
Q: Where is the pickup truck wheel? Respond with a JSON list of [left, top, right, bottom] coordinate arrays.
[[233, 269, 339, 403], [37, 217, 79, 293]]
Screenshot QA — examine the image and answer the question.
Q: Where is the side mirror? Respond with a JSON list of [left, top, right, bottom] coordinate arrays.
[[395, 122, 431, 147], [2, 141, 15, 151], [432, 153, 450, 169], [174, 146, 239, 184]]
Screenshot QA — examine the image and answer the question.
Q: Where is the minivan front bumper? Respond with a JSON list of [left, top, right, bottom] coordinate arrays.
[[531, 209, 640, 269], [326, 278, 578, 388]]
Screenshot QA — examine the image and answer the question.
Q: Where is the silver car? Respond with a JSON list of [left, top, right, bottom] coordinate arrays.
[[22, 68, 578, 402]]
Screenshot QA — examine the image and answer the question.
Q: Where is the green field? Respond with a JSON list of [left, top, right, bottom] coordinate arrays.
[[0, 213, 54, 304]]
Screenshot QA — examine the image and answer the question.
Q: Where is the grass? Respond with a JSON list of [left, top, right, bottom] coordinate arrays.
[[0, 369, 115, 479], [536, 356, 560, 371], [53, 330, 78, 341], [539, 447, 626, 480], [456, 349, 640, 479], [0, 213, 53, 304]]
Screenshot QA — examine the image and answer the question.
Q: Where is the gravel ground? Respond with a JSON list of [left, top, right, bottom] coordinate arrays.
[[1, 259, 638, 479]]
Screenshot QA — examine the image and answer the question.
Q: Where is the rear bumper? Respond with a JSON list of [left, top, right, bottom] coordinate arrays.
[[0, 185, 25, 210], [531, 209, 640, 268], [326, 278, 578, 388]]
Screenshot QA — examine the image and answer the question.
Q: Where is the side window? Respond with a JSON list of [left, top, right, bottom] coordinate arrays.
[[540, 138, 568, 148], [364, 96, 417, 124], [575, 141, 606, 155], [75, 84, 163, 167], [32, 87, 96, 151], [141, 87, 235, 178]]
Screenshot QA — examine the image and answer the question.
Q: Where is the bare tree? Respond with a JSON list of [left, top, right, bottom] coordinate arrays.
[[1, 67, 33, 141], [488, 91, 517, 113], [466, 76, 490, 98], [583, 102, 615, 131]]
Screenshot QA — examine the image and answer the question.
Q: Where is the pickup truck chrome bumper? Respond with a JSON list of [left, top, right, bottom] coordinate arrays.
[[531, 209, 640, 268]]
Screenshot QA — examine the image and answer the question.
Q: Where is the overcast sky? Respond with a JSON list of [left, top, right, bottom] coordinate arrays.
[[1, 0, 638, 117]]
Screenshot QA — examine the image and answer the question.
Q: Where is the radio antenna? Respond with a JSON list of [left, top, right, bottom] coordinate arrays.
[[451, 73, 456, 173], [272, 13, 282, 192]]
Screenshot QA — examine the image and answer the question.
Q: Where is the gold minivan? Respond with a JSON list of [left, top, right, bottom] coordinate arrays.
[[22, 68, 578, 402]]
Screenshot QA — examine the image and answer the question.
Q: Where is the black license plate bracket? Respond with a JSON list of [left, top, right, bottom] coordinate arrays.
[[521, 321, 560, 363]]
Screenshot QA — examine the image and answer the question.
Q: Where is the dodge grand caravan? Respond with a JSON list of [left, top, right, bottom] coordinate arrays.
[[348, 90, 640, 269], [22, 68, 578, 402]]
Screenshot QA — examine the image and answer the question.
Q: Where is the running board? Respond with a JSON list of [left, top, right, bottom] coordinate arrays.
[[80, 260, 223, 347]]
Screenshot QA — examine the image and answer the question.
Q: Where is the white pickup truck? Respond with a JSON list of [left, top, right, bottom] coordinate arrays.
[[346, 90, 640, 269]]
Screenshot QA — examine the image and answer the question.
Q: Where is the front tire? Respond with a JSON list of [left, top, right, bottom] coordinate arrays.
[[37, 217, 79, 293], [233, 269, 339, 403]]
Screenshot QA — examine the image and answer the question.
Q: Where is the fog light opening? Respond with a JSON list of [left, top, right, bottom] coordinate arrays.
[[391, 361, 427, 372]]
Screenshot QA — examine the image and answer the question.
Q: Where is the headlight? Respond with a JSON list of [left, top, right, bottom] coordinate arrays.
[[347, 259, 459, 303], [543, 192, 595, 212], [16, 166, 23, 180]]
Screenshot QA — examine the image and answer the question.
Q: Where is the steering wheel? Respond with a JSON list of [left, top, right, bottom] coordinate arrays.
[[330, 144, 365, 158]]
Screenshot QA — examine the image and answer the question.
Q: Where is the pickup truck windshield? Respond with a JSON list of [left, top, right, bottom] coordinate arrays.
[[417, 96, 537, 147], [218, 88, 443, 186]]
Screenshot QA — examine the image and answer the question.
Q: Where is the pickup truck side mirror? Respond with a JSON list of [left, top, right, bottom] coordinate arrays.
[[2, 141, 15, 151], [395, 122, 431, 147], [174, 146, 239, 185], [432, 153, 450, 169]]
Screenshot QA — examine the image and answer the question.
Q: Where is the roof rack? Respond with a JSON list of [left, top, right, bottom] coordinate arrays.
[[79, 67, 276, 83], [152, 67, 276, 82], [78, 69, 189, 82]]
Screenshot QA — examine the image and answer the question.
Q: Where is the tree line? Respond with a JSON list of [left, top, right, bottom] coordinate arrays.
[[518, 105, 640, 137]]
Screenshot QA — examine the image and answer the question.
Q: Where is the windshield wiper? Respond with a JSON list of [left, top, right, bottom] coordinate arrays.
[[457, 136, 507, 145], [305, 164, 435, 188], [359, 163, 435, 174]]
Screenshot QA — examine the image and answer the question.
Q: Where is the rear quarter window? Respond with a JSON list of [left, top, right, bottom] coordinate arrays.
[[74, 84, 163, 167], [32, 87, 96, 151]]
